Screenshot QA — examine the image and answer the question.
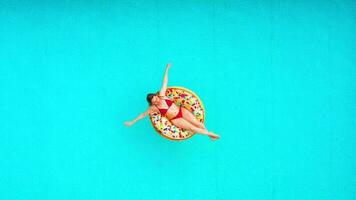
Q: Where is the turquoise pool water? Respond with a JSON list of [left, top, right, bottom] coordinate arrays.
[[1, 1, 355, 199]]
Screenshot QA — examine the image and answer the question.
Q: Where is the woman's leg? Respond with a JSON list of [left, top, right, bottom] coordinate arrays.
[[181, 107, 206, 129], [171, 118, 220, 139]]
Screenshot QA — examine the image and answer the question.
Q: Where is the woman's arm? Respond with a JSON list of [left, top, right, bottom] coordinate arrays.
[[159, 63, 171, 97], [124, 107, 152, 127]]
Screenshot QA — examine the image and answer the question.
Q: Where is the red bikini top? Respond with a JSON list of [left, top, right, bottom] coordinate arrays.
[[155, 99, 173, 115]]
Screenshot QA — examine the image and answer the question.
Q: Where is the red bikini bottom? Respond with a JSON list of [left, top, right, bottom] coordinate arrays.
[[169, 106, 183, 120]]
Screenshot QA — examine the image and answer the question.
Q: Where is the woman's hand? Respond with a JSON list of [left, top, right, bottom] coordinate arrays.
[[124, 121, 133, 127], [166, 63, 172, 69]]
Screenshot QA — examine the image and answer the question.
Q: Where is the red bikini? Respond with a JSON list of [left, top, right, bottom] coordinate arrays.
[[155, 98, 183, 120]]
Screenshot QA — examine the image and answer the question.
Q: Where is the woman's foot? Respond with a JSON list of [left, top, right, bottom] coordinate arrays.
[[209, 132, 220, 140], [209, 136, 218, 141]]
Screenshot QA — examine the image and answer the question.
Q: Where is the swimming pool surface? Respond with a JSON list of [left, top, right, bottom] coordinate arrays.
[[1, 1, 355, 199]]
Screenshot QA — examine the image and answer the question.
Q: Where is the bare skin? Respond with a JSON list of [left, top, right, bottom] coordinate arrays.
[[124, 63, 220, 141]]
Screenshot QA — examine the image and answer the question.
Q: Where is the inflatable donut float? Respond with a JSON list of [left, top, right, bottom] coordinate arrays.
[[149, 86, 205, 141]]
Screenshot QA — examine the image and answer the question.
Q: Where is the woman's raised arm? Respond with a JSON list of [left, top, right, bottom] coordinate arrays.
[[159, 63, 171, 97]]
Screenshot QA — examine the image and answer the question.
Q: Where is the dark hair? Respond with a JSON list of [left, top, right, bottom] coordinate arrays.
[[146, 93, 157, 105]]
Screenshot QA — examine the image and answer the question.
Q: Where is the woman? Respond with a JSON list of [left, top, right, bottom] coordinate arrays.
[[124, 64, 220, 140]]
